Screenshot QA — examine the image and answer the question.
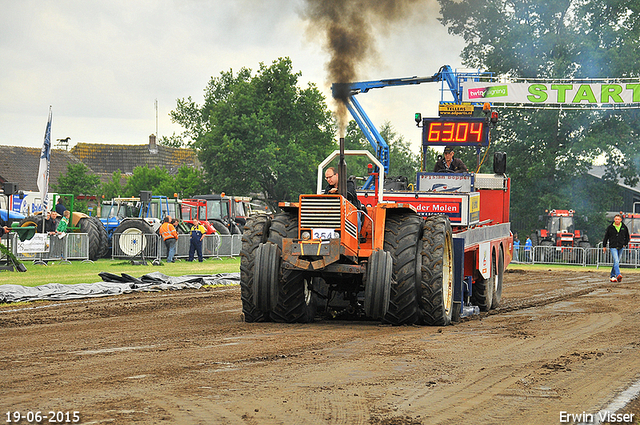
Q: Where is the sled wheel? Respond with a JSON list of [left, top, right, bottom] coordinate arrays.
[[491, 247, 504, 309]]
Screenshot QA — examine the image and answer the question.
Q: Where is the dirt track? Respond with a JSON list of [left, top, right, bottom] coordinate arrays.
[[2, 268, 640, 424]]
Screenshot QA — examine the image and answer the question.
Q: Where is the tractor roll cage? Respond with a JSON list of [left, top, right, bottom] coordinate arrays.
[[317, 150, 385, 204]]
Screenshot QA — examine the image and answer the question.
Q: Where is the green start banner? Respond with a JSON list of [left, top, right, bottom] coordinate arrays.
[[462, 82, 640, 105]]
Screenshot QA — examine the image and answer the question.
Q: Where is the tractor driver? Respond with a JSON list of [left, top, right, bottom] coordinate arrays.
[[324, 167, 358, 206], [325, 166, 366, 233], [433, 146, 468, 173]]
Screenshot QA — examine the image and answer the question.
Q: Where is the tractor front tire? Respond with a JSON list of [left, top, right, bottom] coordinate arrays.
[[364, 249, 392, 320], [268, 211, 317, 323], [211, 220, 230, 235], [253, 242, 280, 314], [240, 215, 271, 322], [19, 215, 44, 240]]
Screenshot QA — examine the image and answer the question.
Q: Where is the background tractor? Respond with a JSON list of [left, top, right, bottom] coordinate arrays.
[[107, 192, 182, 258], [180, 198, 218, 234], [191, 194, 243, 235], [622, 212, 640, 249], [531, 209, 590, 248], [18, 194, 108, 261]]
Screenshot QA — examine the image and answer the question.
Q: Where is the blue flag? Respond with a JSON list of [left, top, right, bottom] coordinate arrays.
[[37, 107, 52, 211]]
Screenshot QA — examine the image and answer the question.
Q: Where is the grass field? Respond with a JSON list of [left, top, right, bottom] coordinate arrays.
[[0, 257, 241, 287], [1, 258, 636, 288]]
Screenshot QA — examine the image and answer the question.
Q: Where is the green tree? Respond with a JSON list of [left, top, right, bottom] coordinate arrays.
[[121, 165, 205, 199], [100, 170, 125, 200], [438, 0, 640, 236], [53, 163, 101, 214], [54, 163, 101, 195], [173, 58, 335, 204], [123, 165, 172, 197], [157, 165, 205, 198]]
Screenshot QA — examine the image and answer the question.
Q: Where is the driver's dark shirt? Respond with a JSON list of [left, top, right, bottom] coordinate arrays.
[[433, 157, 468, 173]]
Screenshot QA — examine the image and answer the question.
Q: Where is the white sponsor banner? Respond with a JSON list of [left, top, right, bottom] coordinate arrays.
[[17, 233, 49, 254], [418, 174, 473, 192], [463, 82, 640, 105]]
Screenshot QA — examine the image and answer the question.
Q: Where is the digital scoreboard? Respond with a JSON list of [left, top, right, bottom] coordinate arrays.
[[421, 117, 490, 147]]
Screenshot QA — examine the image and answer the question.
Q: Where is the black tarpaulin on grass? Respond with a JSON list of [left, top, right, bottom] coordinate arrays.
[[0, 272, 240, 303]]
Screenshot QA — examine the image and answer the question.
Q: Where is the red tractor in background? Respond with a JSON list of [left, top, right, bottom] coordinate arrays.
[[531, 209, 591, 248], [622, 212, 640, 249], [180, 199, 218, 234]]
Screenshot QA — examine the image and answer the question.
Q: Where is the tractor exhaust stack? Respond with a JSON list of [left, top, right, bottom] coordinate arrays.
[[338, 137, 347, 199]]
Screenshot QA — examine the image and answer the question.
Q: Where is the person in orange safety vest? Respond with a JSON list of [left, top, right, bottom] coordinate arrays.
[[159, 216, 179, 263]]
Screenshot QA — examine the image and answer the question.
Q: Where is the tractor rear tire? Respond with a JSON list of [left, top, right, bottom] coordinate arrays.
[[90, 216, 109, 259], [19, 215, 44, 240], [539, 240, 553, 262], [579, 240, 591, 249], [531, 232, 539, 247], [383, 212, 423, 325], [229, 222, 242, 235], [268, 211, 317, 323], [364, 249, 392, 320], [114, 220, 153, 257], [419, 215, 454, 326], [253, 242, 280, 313], [240, 215, 271, 322], [78, 217, 102, 261], [491, 247, 504, 309], [211, 220, 230, 235]]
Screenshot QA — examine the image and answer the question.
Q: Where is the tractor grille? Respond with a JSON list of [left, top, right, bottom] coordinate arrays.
[[300, 197, 342, 228]]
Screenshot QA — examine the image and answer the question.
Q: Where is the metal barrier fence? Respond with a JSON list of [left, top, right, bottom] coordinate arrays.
[[112, 233, 242, 261], [513, 246, 640, 268], [112, 233, 161, 262], [13, 233, 90, 264]]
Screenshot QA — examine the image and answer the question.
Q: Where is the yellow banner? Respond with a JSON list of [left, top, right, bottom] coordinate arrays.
[[439, 103, 474, 115]]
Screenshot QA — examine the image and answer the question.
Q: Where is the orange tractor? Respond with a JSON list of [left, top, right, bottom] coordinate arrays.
[[240, 147, 454, 325]]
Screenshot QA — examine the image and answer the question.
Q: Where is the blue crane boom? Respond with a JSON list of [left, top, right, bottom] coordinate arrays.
[[332, 65, 493, 189]]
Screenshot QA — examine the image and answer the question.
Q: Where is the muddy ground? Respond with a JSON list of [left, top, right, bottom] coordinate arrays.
[[1, 268, 639, 425]]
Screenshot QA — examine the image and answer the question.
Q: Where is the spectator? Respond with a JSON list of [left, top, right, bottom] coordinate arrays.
[[56, 210, 70, 233], [159, 216, 179, 263], [188, 220, 207, 262], [44, 211, 59, 234], [524, 236, 532, 262], [55, 198, 66, 215], [513, 233, 520, 262], [603, 213, 630, 282]]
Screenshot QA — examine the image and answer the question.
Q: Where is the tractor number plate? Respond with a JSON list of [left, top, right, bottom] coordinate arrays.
[[312, 228, 338, 240]]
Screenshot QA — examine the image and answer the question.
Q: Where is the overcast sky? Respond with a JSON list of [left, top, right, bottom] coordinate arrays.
[[1, 0, 466, 154]]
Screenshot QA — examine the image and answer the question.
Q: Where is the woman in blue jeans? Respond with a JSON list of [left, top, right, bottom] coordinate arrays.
[[603, 214, 630, 282]]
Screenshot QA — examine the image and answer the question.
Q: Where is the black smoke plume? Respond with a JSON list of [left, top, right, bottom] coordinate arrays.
[[302, 0, 424, 135]]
